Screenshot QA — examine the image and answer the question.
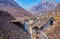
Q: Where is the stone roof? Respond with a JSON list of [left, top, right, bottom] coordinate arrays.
[[32, 17, 55, 28], [0, 10, 31, 39]]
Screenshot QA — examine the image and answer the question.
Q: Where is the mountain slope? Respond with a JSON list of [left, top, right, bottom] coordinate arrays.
[[29, 2, 57, 15], [54, 3, 60, 12], [0, 0, 32, 17]]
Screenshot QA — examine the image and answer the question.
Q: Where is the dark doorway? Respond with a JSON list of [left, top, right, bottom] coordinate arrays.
[[50, 20, 53, 26]]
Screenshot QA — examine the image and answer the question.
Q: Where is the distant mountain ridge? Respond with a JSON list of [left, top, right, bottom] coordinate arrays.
[[29, 2, 57, 15]]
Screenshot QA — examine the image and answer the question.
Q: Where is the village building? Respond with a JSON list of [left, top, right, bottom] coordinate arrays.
[[27, 8, 60, 39]]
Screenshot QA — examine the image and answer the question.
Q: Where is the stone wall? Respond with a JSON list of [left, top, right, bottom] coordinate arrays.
[[45, 19, 60, 39]]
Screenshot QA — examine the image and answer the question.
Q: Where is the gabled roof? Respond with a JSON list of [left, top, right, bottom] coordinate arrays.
[[32, 17, 55, 28]]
